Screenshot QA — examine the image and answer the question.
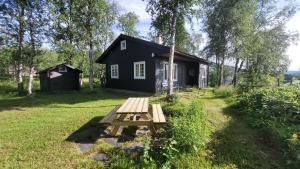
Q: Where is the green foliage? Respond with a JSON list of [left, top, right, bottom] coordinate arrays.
[[235, 85, 300, 167], [237, 73, 277, 92], [118, 12, 140, 37], [169, 99, 210, 153], [214, 85, 236, 98], [162, 99, 187, 117], [238, 86, 300, 127]]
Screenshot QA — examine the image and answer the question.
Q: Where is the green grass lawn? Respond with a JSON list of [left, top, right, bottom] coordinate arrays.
[[0, 81, 285, 168], [0, 87, 137, 168]]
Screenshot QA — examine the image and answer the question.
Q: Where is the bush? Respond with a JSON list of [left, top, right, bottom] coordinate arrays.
[[235, 85, 300, 168], [214, 85, 236, 98], [162, 101, 187, 117], [169, 99, 210, 153], [238, 86, 300, 127]]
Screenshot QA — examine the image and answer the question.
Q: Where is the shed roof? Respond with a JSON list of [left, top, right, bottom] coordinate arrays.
[[38, 63, 82, 74], [96, 34, 208, 64]]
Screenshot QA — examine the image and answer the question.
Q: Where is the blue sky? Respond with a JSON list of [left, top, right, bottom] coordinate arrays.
[[114, 0, 300, 71]]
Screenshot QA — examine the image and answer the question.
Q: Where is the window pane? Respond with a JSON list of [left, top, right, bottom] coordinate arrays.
[[135, 64, 139, 77], [140, 64, 144, 77], [164, 64, 168, 80]]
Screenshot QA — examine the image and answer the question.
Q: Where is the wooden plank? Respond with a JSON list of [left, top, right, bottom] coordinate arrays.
[[116, 98, 132, 113], [156, 104, 166, 123], [135, 98, 144, 112], [141, 98, 149, 113], [128, 98, 140, 112], [119, 98, 134, 113], [112, 120, 153, 126], [152, 104, 159, 123], [100, 105, 120, 124]]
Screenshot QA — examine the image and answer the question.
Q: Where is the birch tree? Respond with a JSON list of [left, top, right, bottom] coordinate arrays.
[[74, 0, 117, 91], [118, 12, 140, 37], [146, 0, 200, 99], [26, 0, 48, 95], [0, 0, 28, 94]]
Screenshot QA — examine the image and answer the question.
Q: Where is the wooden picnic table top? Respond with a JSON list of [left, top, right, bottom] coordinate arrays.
[[116, 97, 149, 114]]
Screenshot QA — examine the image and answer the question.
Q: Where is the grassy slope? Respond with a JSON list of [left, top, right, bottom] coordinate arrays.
[[176, 88, 284, 169]]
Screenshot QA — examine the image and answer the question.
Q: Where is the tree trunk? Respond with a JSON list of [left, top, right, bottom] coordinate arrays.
[[28, 67, 34, 95], [88, 43, 94, 91], [232, 58, 239, 87], [28, 12, 35, 95], [80, 60, 84, 86], [17, 5, 25, 95], [219, 54, 224, 86], [167, 10, 177, 98]]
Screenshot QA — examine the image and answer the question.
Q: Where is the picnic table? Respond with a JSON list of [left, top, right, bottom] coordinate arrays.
[[100, 97, 166, 136]]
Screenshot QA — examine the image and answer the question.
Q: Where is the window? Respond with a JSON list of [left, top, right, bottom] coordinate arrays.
[[120, 40, 126, 50], [134, 61, 146, 79], [163, 63, 178, 81], [111, 64, 119, 79], [58, 66, 67, 72]]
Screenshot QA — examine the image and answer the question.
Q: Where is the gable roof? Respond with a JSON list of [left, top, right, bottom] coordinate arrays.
[[96, 34, 208, 64], [38, 63, 82, 74]]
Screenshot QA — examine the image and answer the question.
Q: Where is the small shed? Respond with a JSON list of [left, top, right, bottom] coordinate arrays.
[[38, 64, 82, 91]]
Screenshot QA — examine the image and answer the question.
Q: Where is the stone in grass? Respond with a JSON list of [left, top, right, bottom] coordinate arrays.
[[102, 137, 123, 147], [77, 143, 95, 153], [136, 127, 150, 136], [93, 153, 109, 162], [123, 142, 144, 153]]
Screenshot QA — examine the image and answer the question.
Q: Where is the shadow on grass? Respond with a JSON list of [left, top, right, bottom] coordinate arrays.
[[0, 88, 144, 112], [66, 116, 139, 144], [66, 116, 107, 144], [208, 105, 286, 169]]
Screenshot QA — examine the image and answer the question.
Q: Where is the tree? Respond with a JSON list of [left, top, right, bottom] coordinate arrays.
[[0, 0, 28, 95], [118, 12, 140, 37], [204, 0, 297, 89], [26, 0, 48, 95], [49, 0, 81, 64], [74, 0, 117, 91], [146, 0, 200, 98]]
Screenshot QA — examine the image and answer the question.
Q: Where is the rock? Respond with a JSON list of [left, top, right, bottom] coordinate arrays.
[[123, 142, 144, 153], [136, 128, 150, 136], [77, 143, 95, 153], [102, 137, 122, 147], [93, 153, 109, 162]]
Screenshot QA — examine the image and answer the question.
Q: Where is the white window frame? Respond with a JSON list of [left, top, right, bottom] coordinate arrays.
[[163, 63, 178, 81], [120, 40, 126, 50], [58, 66, 67, 72], [110, 64, 119, 79], [134, 61, 146, 79]]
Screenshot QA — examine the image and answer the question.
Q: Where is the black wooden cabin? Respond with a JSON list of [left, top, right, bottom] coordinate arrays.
[[38, 64, 82, 91], [96, 34, 208, 93]]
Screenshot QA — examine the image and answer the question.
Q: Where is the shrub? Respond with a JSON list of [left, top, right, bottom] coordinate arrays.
[[235, 85, 300, 168], [169, 99, 210, 153], [162, 101, 187, 117], [238, 86, 300, 127], [214, 85, 236, 98]]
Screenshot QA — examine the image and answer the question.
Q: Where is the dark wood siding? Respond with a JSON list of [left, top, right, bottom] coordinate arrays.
[[101, 38, 167, 93], [39, 66, 80, 91]]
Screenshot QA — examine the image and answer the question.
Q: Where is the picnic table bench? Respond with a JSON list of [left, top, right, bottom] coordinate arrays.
[[100, 97, 166, 136]]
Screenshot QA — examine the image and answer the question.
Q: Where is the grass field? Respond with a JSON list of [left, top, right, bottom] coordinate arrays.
[[0, 80, 285, 168]]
